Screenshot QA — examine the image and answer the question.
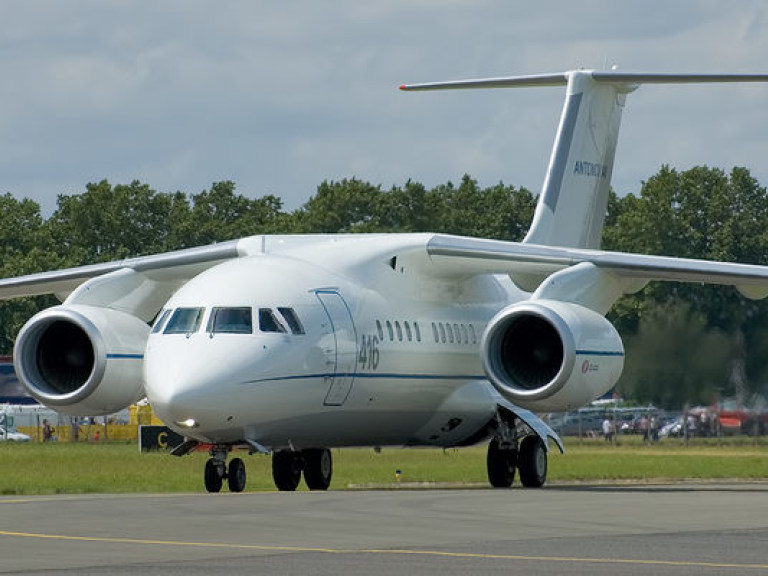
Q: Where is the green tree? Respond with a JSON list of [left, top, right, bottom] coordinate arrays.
[[48, 180, 186, 263], [427, 175, 535, 240], [605, 166, 768, 403], [0, 194, 61, 353], [620, 301, 732, 407], [185, 181, 288, 244]]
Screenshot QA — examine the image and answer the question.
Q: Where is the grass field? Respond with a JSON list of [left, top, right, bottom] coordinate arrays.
[[1, 437, 767, 495]]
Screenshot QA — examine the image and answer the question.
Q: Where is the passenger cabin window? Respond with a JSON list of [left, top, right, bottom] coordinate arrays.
[[151, 309, 171, 334], [259, 308, 287, 333], [414, 322, 421, 342], [376, 320, 384, 341], [207, 307, 253, 334], [278, 307, 305, 335], [164, 307, 204, 335]]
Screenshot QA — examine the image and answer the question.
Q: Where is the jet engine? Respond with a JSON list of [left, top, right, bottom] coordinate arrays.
[[481, 300, 624, 412], [14, 305, 149, 416]]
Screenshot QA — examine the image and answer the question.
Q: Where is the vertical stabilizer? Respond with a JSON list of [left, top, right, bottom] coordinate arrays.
[[523, 71, 631, 248], [401, 70, 768, 250]]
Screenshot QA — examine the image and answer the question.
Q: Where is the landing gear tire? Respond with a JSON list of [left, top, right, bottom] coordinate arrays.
[[303, 449, 333, 490], [486, 438, 517, 488], [204, 458, 224, 493], [228, 457, 247, 493], [518, 436, 547, 488], [272, 450, 303, 491]]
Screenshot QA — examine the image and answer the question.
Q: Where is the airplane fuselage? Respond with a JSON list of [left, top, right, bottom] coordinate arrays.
[[144, 234, 522, 450]]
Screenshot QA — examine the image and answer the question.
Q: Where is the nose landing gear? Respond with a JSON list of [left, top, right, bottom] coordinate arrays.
[[204, 447, 247, 493]]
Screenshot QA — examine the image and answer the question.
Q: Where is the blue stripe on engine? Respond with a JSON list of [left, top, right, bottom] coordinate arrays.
[[106, 353, 144, 360]]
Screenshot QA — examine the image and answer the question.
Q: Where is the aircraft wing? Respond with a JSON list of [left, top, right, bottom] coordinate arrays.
[[426, 234, 768, 300], [0, 240, 243, 320]]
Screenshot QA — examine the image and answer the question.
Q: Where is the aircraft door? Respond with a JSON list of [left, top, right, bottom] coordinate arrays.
[[316, 291, 358, 406]]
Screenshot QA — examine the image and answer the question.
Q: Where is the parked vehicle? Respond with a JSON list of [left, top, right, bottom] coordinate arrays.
[[658, 417, 683, 438], [0, 427, 31, 442]]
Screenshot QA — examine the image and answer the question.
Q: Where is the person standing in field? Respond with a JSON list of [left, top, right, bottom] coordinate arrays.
[[42, 419, 55, 442], [602, 418, 614, 442]]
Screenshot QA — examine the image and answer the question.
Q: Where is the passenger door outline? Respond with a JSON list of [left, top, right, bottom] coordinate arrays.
[[315, 290, 358, 406]]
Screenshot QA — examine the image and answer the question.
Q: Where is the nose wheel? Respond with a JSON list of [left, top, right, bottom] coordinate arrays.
[[204, 448, 247, 493], [227, 457, 247, 492]]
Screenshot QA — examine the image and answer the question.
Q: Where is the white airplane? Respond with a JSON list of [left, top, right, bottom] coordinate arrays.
[[4, 69, 768, 493]]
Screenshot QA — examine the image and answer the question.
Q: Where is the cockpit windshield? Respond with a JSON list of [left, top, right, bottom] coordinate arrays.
[[207, 307, 253, 334], [156, 306, 304, 337], [259, 308, 287, 333], [151, 309, 171, 334], [164, 307, 204, 334]]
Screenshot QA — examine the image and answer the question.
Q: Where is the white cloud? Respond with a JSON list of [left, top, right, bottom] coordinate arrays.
[[0, 1, 767, 215]]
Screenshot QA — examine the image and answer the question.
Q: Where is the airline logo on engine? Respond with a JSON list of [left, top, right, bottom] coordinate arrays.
[[581, 359, 599, 374]]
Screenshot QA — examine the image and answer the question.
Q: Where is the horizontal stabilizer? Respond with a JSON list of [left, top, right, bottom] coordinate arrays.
[[400, 73, 568, 91], [400, 70, 768, 92]]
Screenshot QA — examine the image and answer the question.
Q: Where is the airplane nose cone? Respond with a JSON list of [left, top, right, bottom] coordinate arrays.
[[143, 335, 270, 435], [143, 344, 218, 428]]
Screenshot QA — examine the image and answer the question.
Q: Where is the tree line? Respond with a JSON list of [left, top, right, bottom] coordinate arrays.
[[1, 167, 766, 408]]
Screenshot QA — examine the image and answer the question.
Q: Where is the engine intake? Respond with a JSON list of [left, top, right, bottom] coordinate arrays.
[[481, 300, 624, 412], [14, 305, 149, 416]]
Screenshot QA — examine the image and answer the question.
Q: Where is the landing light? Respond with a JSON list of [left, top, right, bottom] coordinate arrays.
[[175, 418, 199, 428]]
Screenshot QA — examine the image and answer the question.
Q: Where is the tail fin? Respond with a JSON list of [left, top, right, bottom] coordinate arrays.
[[401, 70, 768, 249]]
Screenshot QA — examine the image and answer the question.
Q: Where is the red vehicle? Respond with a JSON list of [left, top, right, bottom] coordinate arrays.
[[715, 399, 768, 436]]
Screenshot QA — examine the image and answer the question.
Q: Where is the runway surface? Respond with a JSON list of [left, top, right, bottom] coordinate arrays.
[[1, 483, 767, 575]]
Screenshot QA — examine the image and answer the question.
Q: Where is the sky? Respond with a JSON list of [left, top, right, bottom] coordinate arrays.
[[1, 1, 768, 215]]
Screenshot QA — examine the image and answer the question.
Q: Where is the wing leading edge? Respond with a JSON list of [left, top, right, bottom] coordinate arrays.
[[426, 234, 768, 300]]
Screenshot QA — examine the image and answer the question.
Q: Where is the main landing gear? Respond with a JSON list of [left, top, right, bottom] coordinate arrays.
[[487, 435, 547, 488], [202, 446, 333, 493], [486, 411, 548, 489], [273, 448, 333, 491]]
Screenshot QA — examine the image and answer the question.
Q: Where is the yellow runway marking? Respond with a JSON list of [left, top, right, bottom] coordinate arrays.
[[0, 530, 767, 571]]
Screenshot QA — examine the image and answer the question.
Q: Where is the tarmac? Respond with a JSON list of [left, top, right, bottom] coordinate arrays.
[[1, 482, 767, 575]]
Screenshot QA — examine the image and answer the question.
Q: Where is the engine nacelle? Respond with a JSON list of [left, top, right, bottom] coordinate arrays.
[[481, 300, 624, 412], [14, 305, 149, 416]]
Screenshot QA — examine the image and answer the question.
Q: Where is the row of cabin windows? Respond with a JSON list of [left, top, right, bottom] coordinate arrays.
[[376, 319, 422, 343], [152, 306, 305, 336], [432, 322, 477, 345], [374, 319, 477, 346]]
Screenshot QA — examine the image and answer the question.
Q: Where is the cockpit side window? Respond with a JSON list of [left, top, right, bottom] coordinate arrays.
[[151, 309, 171, 334], [164, 307, 204, 335], [207, 307, 253, 334], [277, 307, 305, 335], [259, 308, 287, 333]]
